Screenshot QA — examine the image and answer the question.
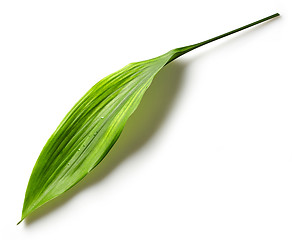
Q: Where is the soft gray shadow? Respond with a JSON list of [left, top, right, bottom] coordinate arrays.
[[25, 60, 188, 225]]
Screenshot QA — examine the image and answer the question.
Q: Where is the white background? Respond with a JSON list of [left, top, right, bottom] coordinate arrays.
[[0, 0, 291, 239]]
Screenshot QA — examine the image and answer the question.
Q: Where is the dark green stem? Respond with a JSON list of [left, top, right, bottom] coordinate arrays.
[[167, 13, 280, 63]]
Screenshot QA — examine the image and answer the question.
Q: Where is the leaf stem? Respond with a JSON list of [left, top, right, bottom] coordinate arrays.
[[196, 13, 279, 48], [168, 13, 280, 63]]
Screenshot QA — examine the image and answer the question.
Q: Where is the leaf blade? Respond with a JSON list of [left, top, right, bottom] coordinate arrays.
[[21, 53, 173, 221]]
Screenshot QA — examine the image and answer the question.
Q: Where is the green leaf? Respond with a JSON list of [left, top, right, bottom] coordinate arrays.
[[19, 13, 279, 224]]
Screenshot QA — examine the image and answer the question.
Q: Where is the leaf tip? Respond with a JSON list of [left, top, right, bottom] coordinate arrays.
[[17, 219, 24, 225]]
